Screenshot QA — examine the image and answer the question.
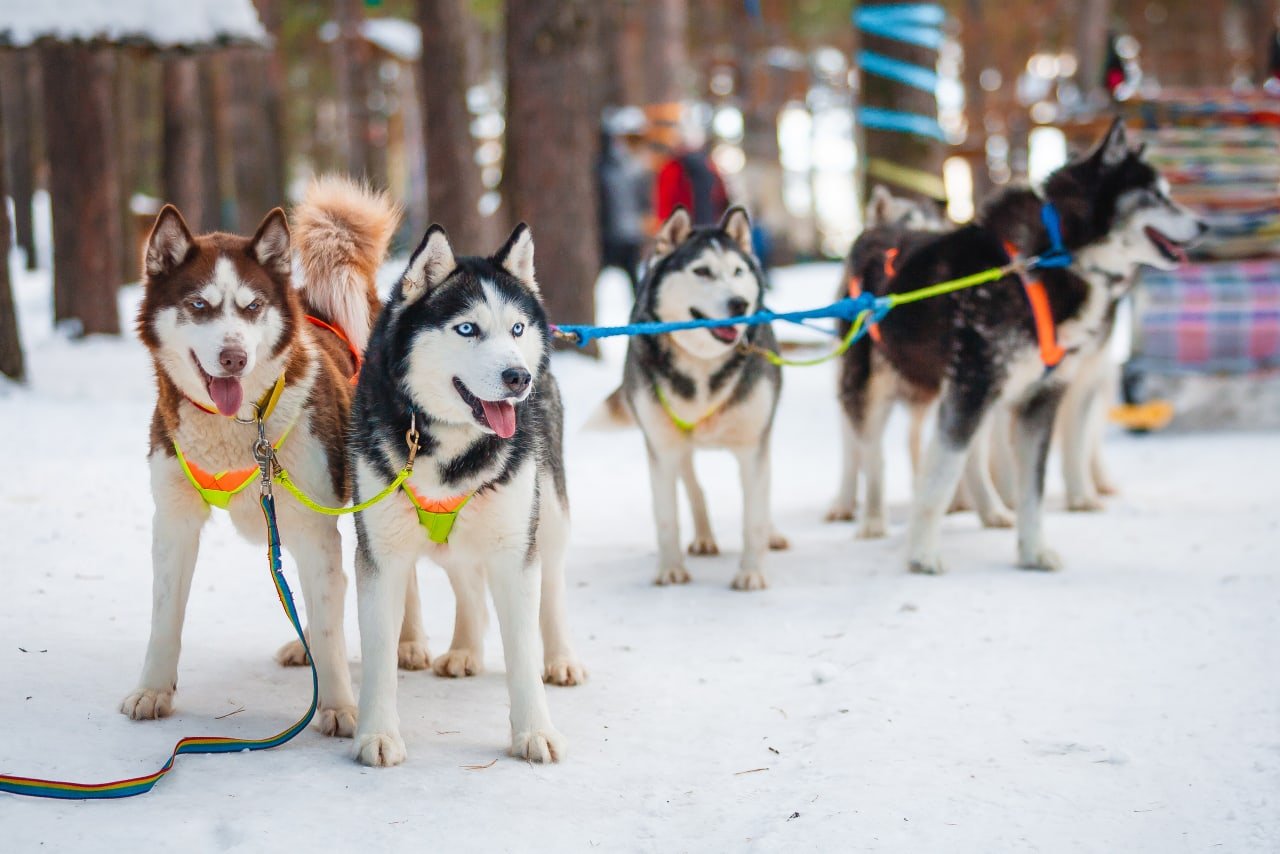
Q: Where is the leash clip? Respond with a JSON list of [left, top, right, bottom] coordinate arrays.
[[252, 408, 275, 495], [405, 414, 421, 473]]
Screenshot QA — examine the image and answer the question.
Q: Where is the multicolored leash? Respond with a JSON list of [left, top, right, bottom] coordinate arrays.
[[0, 424, 316, 800]]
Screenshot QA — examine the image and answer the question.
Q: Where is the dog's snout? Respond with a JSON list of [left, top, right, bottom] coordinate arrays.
[[726, 296, 750, 317], [502, 367, 532, 394], [1195, 219, 1210, 237], [218, 346, 248, 375]]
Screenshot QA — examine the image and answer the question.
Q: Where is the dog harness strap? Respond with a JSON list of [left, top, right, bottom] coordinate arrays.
[[402, 483, 473, 544], [1003, 241, 1067, 369], [654, 383, 724, 433], [174, 423, 295, 508], [305, 315, 362, 386]]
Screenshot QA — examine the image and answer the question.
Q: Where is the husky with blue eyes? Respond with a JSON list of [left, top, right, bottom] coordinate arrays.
[[349, 223, 582, 768]]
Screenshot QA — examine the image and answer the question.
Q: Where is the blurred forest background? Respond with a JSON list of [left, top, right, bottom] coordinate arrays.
[[1, 0, 1278, 378]]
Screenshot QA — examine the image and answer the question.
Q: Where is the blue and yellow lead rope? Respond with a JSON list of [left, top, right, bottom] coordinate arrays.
[[0, 493, 316, 800]]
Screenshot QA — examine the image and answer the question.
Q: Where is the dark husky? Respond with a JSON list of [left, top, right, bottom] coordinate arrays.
[[349, 223, 582, 768], [840, 118, 1204, 574], [600, 206, 787, 590]]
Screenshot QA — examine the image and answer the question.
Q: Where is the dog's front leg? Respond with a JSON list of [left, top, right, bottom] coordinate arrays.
[[963, 415, 1015, 529], [537, 487, 586, 686], [489, 552, 565, 762], [122, 477, 208, 720], [732, 444, 771, 590], [353, 541, 414, 767], [286, 519, 358, 737], [905, 431, 970, 575], [647, 445, 688, 585], [1060, 358, 1105, 512], [1014, 385, 1065, 571], [825, 410, 860, 522]]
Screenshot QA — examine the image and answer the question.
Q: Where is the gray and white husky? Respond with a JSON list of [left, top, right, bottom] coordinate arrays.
[[600, 207, 787, 590], [839, 118, 1204, 574], [349, 223, 583, 768]]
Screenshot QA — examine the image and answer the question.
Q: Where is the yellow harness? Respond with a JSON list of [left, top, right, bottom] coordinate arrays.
[[173, 375, 293, 509], [401, 482, 474, 544], [654, 383, 726, 433]]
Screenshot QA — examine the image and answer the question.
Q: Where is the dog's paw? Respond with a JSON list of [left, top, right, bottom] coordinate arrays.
[[432, 648, 483, 678], [397, 640, 431, 671], [655, 566, 691, 586], [824, 503, 855, 522], [544, 656, 588, 686], [120, 688, 173, 720], [275, 638, 310, 667], [947, 497, 972, 514], [769, 531, 790, 551], [1018, 547, 1063, 572], [354, 731, 407, 767], [1067, 495, 1105, 513], [687, 536, 719, 556], [731, 570, 768, 591], [979, 508, 1016, 528], [908, 556, 945, 575], [1095, 479, 1119, 497], [511, 727, 566, 763], [316, 705, 358, 738], [857, 518, 888, 540]]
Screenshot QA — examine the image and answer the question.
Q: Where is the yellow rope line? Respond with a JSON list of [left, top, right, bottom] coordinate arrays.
[[273, 466, 413, 515]]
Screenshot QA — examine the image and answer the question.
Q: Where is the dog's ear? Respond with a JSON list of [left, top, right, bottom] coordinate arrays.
[[144, 205, 195, 279], [402, 225, 456, 304], [249, 208, 292, 279], [865, 185, 893, 227], [654, 207, 692, 257], [494, 222, 537, 294], [1091, 116, 1131, 170], [719, 206, 753, 255]]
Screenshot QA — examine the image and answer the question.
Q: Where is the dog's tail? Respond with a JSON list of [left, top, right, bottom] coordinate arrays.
[[583, 386, 635, 431], [292, 175, 401, 352]]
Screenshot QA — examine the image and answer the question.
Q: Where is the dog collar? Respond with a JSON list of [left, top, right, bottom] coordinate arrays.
[[185, 372, 287, 421], [402, 482, 473, 544], [654, 383, 725, 433]]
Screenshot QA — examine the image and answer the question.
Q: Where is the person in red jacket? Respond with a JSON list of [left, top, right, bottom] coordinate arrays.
[[654, 143, 730, 227]]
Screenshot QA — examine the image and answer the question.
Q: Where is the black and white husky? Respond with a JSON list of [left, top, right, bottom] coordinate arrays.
[[601, 207, 787, 590], [841, 119, 1204, 574], [349, 223, 582, 767]]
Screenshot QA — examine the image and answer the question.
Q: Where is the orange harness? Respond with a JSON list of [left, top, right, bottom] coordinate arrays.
[[847, 247, 898, 344], [401, 482, 474, 544], [1004, 242, 1066, 368], [305, 315, 362, 385]]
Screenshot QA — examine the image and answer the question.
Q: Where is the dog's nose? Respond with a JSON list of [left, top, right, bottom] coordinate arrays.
[[726, 296, 750, 317], [1196, 220, 1210, 236], [501, 367, 531, 394], [218, 347, 248, 375]]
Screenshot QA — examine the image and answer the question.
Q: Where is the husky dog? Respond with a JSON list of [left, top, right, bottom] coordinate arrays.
[[349, 223, 582, 768], [606, 206, 786, 591], [125, 177, 398, 736], [827, 186, 948, 527], [842, 118, 1204, 573]]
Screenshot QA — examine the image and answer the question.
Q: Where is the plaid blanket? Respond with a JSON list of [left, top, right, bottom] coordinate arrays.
[[1132, 260, 1280, 374]]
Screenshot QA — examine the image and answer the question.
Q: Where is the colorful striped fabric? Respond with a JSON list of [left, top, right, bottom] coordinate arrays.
[[0, 493, 317, 800], [1133, 260, 1280, 374]]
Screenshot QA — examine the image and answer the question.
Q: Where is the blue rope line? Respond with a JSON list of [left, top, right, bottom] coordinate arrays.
[[857, 106, 947, 141], [853, 3, 945, 50], [858, 49, 940, 92]]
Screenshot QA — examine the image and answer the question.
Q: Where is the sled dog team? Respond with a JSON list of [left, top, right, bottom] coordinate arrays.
[[124, 119, 1204, 766]]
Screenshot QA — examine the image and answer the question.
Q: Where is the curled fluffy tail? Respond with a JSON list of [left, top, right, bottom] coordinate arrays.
[[583, 386, 635, 431], [292, 175, 400, 352]]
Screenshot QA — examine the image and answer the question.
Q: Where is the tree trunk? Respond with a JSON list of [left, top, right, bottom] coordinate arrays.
[[40, 43, 122, 336], [598, 0, 645, 109], [222, 46, 286, 233], [0, 78, 25, 381], [162, 56, 211, 230], [254, 0, 289, 203], [418, 0, 494, 248], [197, 55, 226, 231], [504, 0, 601, 352], [959, 0, 993, 209], [334, 0, 372, 179], [859, 0, 945, 208], [0, 51, 38, 270]]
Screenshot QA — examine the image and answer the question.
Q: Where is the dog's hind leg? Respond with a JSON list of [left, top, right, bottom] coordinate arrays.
[[989, 407, 1018, 507], [433, 562, 487, 678], [396, 570, 432, 670], [353, 541, 415, 767], [681, 454, 718, 556], [855, 364, 895, 540], [121, 470, 208, 721], [538, 486, 586, 685], [489, 551, 565, 762], [1061, 353, 1106, 512], [826, 407, 860, 522], [1014, 384, 1066, 571], [286, 519, 358, 737], [648, 445, 689, 585], [963, 414, 1014, 528], [731, 443, 772, 590]]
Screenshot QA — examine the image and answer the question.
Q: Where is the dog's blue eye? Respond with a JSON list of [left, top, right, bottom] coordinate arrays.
[[511, 322, 525, 337], [693, 266, 714, 279], [732, 268, 744, 277], [456, 322, 477, 337], [245, 300, 262, 312], [190, 299, 207, 311]]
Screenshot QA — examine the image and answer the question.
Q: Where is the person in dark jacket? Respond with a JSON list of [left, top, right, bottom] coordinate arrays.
[[597, 117, 650, 292]]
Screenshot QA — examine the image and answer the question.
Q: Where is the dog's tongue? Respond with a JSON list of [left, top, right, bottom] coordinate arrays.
[[480, 399, 517, 439], [207, 377, 244, 416]]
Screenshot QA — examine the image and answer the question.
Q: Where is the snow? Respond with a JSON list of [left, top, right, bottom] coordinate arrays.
[[317, 18, 422, 62], [2, 261, 1278, 851], [0, 0, 267, 49]]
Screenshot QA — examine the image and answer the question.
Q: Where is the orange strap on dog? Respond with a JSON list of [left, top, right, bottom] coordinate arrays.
[[305, 315, 362, 385], [846, 248, 898, 346], [1004, 242, 1066, 368]]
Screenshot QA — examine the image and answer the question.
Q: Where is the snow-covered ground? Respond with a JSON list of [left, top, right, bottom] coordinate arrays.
[[2, 258, 1278, 852]]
